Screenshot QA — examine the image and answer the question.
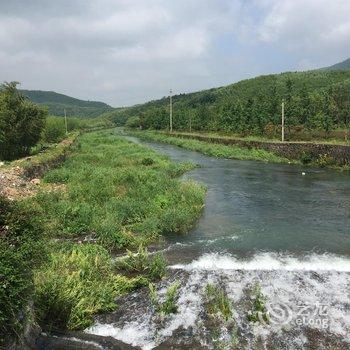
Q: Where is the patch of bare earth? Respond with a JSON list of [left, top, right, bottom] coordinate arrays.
[[0, 163, 66, 201]]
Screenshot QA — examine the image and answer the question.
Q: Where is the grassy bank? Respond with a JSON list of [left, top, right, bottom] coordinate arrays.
[[0, 196, 45, 346], [30, 130, 205, 331], [129, 130, 293, 164]]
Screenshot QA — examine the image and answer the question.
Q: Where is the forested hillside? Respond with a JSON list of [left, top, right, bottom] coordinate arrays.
[[119, 69, 350, 137], [21, 90, 112, 118], [325, 58, 350, 71]]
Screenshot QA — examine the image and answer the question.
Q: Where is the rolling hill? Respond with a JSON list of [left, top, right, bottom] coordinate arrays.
[[21, 90, 113, 118], [116, 64, 350, 134], [324, 57, 350, 71]]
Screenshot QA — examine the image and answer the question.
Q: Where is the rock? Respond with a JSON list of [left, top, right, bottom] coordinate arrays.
[[0, 161, 4, 167], [30, 178, 41, 185]]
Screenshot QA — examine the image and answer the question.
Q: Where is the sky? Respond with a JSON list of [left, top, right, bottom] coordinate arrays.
[[0, 0, 349, 107]]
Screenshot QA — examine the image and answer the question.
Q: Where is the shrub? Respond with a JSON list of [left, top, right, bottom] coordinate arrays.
[[41, 116, 66, 143], [0, 196, 45, 345], [300, 151, 313, 164], [316, 153, 335, 167], [0, 82, 47, 160], [125, 116, 141, 128]]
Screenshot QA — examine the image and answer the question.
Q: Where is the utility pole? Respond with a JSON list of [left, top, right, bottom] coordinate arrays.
[[169, 89, 173, 132], [64, 108, 68, 135], [281, 100, 285, 142]]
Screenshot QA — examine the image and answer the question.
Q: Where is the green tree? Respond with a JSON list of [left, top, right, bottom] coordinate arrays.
[[125, 116, 141, 128], [0, 82, 47, 160]]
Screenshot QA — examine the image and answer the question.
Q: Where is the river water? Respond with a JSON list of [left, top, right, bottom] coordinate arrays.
[[86, 135, 350, 350]]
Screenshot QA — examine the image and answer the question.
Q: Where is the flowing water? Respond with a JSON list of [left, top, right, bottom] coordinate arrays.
[[86, 135, 350, 349]]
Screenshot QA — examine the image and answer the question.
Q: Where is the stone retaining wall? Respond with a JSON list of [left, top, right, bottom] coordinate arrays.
[[167, 132, 350, 166]]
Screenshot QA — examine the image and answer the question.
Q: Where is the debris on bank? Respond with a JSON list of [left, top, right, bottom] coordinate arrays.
[[0, 134, 77, 200]]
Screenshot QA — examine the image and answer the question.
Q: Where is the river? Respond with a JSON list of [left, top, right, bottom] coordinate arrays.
[[86, 134, 350, 350]]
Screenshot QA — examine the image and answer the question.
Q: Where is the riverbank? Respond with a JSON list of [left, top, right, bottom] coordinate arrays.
[[129, 130, 350, 170], [34, 130, 205, 330], [129, 131, 293, 164], [1, 130, 206, 348]]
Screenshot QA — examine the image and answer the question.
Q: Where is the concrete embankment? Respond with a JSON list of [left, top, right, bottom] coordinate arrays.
[[166, 132, 350, 166]]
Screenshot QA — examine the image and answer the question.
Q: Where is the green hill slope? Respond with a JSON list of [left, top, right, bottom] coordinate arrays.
[[21, 90, 113, 118], [325, 57, 350, 70], [118, 69, 350, 135]]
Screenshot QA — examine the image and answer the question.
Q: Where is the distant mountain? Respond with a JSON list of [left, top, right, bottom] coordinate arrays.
[[324, 57, 350, 70], [21, 90, 113, 118]]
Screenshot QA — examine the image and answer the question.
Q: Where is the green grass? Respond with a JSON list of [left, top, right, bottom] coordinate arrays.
[[174, 130, 350, 146], [204, 284, 233, 322], [130, 131, 293, 164], [37, 130, 206, 249], [0, 196, 45, 344], [149, 281, 180, 316], [247, 283, 269, 324], [203, 283, 237, 350], [114, 245, 167, 280], [34, 243, 147, 331], [31, 129, 205, 331]]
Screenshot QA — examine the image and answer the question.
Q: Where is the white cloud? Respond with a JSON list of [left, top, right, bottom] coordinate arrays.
[[257, 0, 350, 58], [0, 0, 348, 105]]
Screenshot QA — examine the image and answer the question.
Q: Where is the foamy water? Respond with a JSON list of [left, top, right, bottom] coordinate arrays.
[[171, 252, 350, 272], [86, 252, 350, 349]]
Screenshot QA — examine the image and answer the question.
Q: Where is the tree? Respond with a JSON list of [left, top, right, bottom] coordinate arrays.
[[125, 116, 141, 128], [0, 82, 47, 160]]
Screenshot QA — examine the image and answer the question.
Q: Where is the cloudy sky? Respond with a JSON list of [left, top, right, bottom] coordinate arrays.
[[0, 0, 349, 106]]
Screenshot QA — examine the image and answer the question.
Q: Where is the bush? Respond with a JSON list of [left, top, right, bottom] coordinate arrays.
[[300, 151, 313, 164], [41, 116, 66, 143], [125, 116, 141, 128], [0, 82, 47, 160], [0, 196, 45, 345], [41, 116, 87, 144]]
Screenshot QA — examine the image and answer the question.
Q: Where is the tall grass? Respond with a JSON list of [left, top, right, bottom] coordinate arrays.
[[38, 131, 206, 249], [33, 130, 205, 331], [34, 243, 147, 330], [130, 131, 292, 163]]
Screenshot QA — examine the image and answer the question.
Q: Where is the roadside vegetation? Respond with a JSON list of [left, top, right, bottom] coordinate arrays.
[[0, 82, 113, 163], [130, 130, 292, 164]]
